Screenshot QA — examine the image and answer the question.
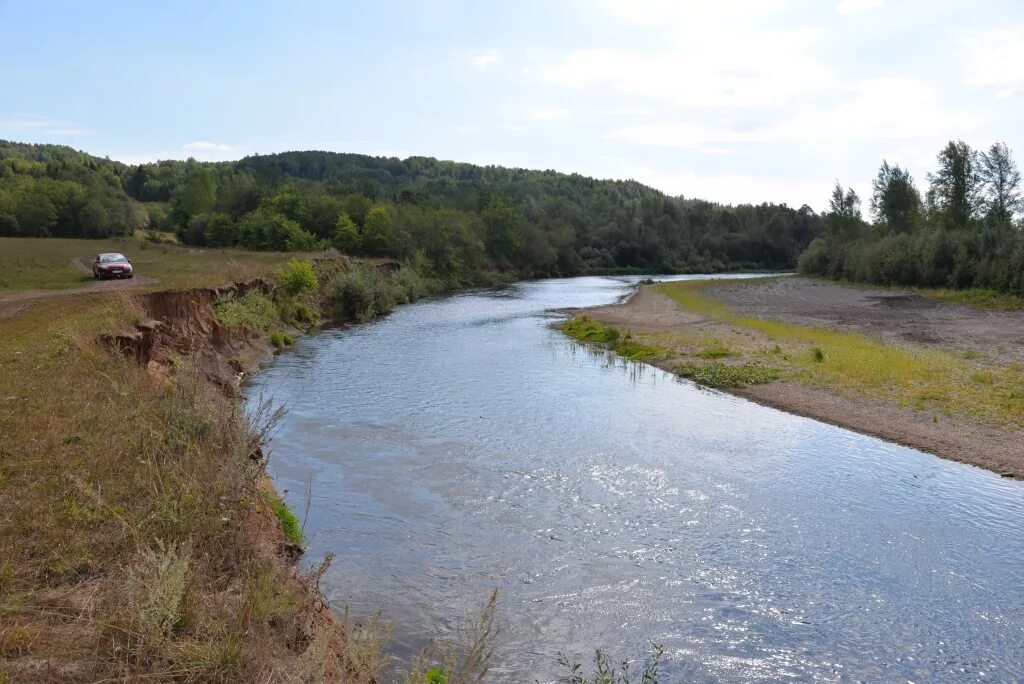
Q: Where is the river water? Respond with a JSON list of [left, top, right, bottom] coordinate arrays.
[[246, 275, 1024, 682]]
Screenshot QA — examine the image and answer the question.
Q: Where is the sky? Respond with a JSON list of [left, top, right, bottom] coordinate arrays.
[[2, 0, 1023, 211]]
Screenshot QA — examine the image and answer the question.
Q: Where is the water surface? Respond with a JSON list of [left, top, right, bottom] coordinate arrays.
[[247, 276, 1024, 682]]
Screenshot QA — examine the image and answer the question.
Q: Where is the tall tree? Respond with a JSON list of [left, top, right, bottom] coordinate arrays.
[[927, 140, 980, 229], [826, 181, 862, 238], [871, 162, 921, 234], [978, 141, 1022, 225], [170, 164, 217, 229]]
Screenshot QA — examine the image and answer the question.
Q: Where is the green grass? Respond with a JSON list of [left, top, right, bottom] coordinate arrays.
[[921, 287, 1024, 311], [561, 315, 620, 344], [265, 492, 303, 545], [214, 291, 279, 330], [697, 344, 734, 359], [0, 236, 310, 291], [268, 331, 294, 349], [674, 362, 780, 388], [562, 316, 668, 361], [656, 279, 1024, 426]]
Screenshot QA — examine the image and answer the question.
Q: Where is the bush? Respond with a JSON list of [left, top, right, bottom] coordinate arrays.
[[214, 292, 278, 330], [325, 260, 445, 322], [278, 258, 317, 297]]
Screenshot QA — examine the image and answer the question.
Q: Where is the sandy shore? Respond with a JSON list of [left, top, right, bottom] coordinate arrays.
[[573, 280, 1024, 479]]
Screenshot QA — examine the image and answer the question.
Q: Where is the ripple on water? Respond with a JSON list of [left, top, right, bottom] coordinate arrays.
[[248, 275, 1024, 683]]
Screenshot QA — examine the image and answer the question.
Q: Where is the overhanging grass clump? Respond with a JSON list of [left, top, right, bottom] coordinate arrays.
[[265, 491, 303, 545], [674, 362, 780, 388]]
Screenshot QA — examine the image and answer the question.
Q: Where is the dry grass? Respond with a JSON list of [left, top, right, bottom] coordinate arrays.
[[0, 262, 340, 680]]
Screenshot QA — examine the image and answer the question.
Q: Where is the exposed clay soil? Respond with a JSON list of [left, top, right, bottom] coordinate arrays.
[[574, 283, 1024, 479], [709, 277, 1024, 365]]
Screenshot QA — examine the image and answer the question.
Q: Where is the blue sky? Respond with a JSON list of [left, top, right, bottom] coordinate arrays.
[[2, 0, 1023, 210]]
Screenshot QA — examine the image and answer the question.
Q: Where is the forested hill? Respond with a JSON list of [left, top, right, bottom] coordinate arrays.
[[0, 140, 823, 281]]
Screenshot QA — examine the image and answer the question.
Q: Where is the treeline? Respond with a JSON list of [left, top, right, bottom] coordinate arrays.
[[1, 140, 822, 282], [0, 141, 147, 238], [800, 140, 1024, 295]]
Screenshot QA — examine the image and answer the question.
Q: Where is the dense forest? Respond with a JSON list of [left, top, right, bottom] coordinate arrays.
[[0, 140, 821, 282], [800, 140, 1024, 295]]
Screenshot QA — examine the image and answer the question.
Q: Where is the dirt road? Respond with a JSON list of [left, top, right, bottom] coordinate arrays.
[[0, 258, 157, 319]]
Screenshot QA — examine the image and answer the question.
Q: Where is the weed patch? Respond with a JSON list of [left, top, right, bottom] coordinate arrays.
[[214, 291, 278, 330], [674, 362, 780, 388]]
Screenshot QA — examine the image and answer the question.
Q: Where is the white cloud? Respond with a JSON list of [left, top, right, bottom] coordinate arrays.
[[528, 107, 570, 121], [609, 78, 984, 148], [47, 128, 94, 136], [593, 0, 792, 28], [958, 28, 1024, 88], [0, 117, 93, 138], [471, 49, 499, 69], [539, 34, 828, 109], [182, 140, 232, 151], [835, 0, 884, 15], [598, 156, 832, 207], [180, 140, 239, 161]]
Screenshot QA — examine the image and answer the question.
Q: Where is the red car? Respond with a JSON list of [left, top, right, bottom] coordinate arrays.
[[93, 253, 134, 280]]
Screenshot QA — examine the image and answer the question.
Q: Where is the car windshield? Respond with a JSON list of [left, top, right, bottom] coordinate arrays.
[[99, 254, 127, 264]]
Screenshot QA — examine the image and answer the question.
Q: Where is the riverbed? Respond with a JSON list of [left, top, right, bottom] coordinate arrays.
[[247, 275, 1024, 682]]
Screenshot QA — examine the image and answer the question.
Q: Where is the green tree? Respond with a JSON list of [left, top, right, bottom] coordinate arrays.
[[170, 165, 217, 230], [478, 191, 522, 263], [826, 181, 863, 238], [927, 140, 980, 230], [362, 205, 397, 255], [871, 162, 921, 234], [978, 141, 1022, 225], [333, 211, 361, 253]]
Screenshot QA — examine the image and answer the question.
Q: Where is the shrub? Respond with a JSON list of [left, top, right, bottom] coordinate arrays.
[[278, 258, 317, 297], [214, 291, 279, 330]]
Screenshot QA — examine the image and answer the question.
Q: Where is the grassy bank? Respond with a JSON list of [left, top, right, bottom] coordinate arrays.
[[0, 251, 350, 679]]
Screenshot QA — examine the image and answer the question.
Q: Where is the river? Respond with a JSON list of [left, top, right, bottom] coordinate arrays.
[[246, 275, 1024, 682]]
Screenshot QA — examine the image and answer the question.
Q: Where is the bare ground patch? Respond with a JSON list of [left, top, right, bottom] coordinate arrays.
[[707, 277, 1024, 365]]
